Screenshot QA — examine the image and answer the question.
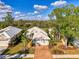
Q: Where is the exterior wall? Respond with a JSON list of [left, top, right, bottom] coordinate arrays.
[[8, 32, 22, 46], [33, 39, 49, 45], [0, 41, 9, 46], [0, 41, 9, 54]]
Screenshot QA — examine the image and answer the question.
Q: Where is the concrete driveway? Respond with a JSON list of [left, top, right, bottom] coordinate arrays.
[[34, 45, 53, 59]]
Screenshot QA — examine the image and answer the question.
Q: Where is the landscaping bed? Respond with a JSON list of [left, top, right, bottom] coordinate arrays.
[[50, 41, 79, 54]]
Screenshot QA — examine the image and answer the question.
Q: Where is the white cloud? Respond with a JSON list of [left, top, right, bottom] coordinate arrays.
[[0, 1, 13, 21], [18, 14, 49, 20], [0, 9, 5, 13], [4, 5, 12, 9], [14, 15, 24, 20], [0, 1, 12, 11], [4, 9, 12, 13], [0, 1, 4, 6], [14, 11, 28, 20], [27, 12, 34, 15], [27, 11, 40, 16], [51, 1, 67, 7], [34, 11, 39, 14], [0, 5, 12, 13], [32, 15, 49, 20], [44, 16, 49, 20], [0, 0, 49, 21], [14, 11, 21, 15], [37, 15, 49, 20], [34, 5, 48, 10], [37, 15, 41, 18]]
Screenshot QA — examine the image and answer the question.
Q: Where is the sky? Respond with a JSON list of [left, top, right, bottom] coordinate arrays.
[[0, 0, 79, 20]]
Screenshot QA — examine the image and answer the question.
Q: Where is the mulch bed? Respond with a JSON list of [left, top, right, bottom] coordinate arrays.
[[58, 45, 77, 50]]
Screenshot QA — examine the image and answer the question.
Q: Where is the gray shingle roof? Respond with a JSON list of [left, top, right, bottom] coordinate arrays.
[[5, 26, 22, 37], [0, 26, 22, 38], [26, 27, 50, 40]]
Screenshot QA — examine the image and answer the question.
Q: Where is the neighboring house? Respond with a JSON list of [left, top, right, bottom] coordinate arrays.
[[73, 39, 79, 48], [26, 27, 50, 45], [61, 37, 79, 48], [0, 26, 22, 54]]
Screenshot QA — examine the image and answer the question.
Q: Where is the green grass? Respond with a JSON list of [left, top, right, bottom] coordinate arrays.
[[41, 28, 48, 31], [22, 58, 33, 59], [18, 58, 33, 59], [5, 42, 25, 54], [4, 39, 34, 55], [4, 39, 35, 55], [11, 58, 33, 59]]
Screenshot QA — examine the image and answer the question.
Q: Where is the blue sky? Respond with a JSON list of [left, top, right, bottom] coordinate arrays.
[[0, 0, 79, 20]]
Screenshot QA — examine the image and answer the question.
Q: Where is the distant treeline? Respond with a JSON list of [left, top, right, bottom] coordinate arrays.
[[0, 20, 54, 29]]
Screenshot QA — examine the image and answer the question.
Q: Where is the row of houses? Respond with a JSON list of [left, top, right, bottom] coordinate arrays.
[[0, 26, 50, 54], [0, 26, 79, 54]]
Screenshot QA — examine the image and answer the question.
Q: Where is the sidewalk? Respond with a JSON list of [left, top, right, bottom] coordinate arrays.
[[0, 54, 34, 58], [1, 54, 79, 58]]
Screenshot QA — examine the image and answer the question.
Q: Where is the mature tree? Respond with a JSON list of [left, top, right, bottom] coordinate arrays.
[[49, 4, 79, 46], [4, 13, 14, 26]]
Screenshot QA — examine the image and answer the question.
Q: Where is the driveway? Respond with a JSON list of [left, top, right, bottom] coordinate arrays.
[[34, 45, 53, 59]]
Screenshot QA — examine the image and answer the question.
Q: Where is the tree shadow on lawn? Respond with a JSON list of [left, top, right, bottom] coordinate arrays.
[[1, 48, 10, 55], [9, 49, 29, 59]]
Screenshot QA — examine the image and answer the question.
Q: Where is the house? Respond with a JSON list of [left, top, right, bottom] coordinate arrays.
[[0, 26, 22, 54], [73, 39, 79, 48], [26, 27, 50, 45]]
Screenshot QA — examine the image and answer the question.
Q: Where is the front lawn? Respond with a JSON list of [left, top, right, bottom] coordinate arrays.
[[17, 58, 33, 59], [3, 40, 35, 55], [11, 58, 33, 59]]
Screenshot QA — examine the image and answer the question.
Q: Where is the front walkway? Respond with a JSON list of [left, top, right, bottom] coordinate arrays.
[[34, 45, 53, 59]]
